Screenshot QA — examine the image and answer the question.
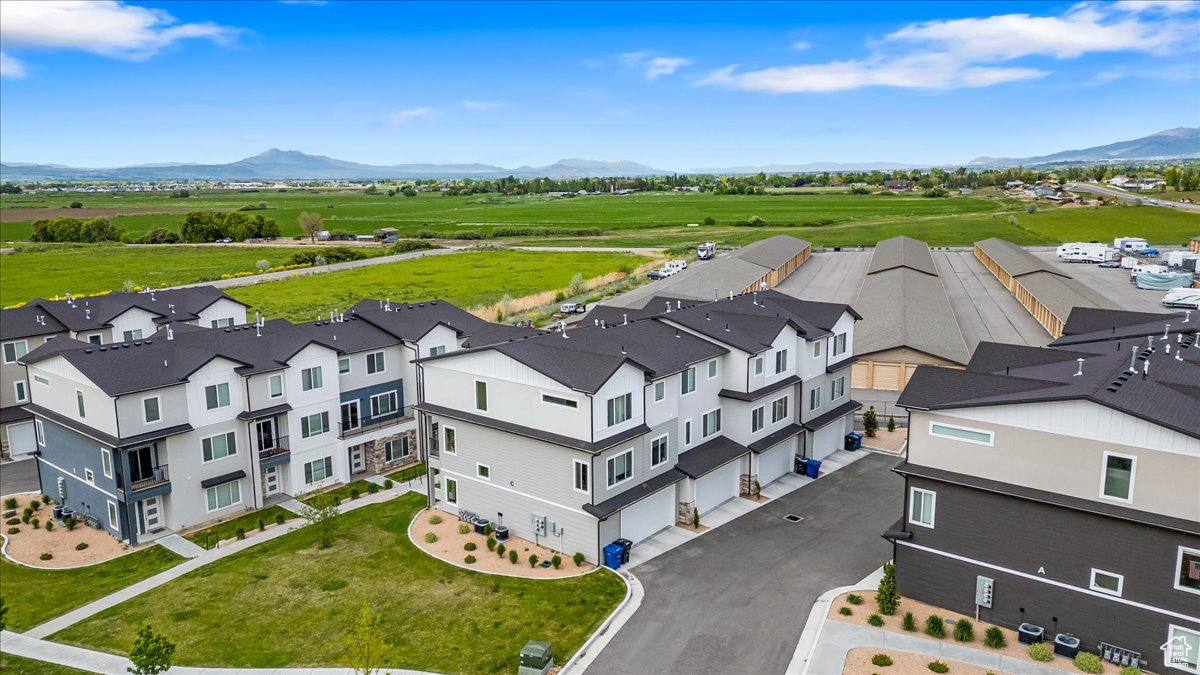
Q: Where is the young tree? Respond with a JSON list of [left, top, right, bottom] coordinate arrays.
[[128, 625, 175, 675], [876, 561, 899, 615], [298, 211, 323, 243], [863, 406, 879, 438], [886, 415, 896, 433], [301, 493, 340, 549], [344, 602, 389, 675]]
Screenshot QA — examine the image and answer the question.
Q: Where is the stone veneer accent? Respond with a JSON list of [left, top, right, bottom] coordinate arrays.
[[677, 500, 696, 525], [739, 473, 758, 497], [363, 428, 419, 474]]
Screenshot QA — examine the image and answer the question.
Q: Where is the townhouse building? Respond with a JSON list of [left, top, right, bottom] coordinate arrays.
[[416, 290, 861, 562], [890, 309, 1200, 673], [1, 286, 247, 461]]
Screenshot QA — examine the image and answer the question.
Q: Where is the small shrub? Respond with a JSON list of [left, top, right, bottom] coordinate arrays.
[[20, 514, 30, 524], [509, 550, 519, 564], [902, 612, 917, 631], [332, 496, 342, 507], [428, 514, 443, 525], [1120, 667, 1143, 675], [258, 519, 266, 532], [486, 537, 497, 551], [236, 527, 246, 540], [457, 523, 470, 535], [868, 614, 884, 627], [40, 552, 52, 561], [496, 543, 506, 557], [871, 654, 893, 667], [383, 479, 394, 489], [877, 561, 899, 615], [1029, 642, 1054, 662], [5, 518, 18, 525], [350, 488, 360, 500], [275, 514, 286, 525], [41, 495, 51, 504], [44, 521, 53, 531], [65, 517, 76, 530], [573, 551, 586, 566], [6, 527, 17, 534], [367, 482, 379, 494], [464, 542, 477, 551], [528, 554, 538, 567], [984, 626, 1006, 649], [30, 501, 40, 511], [75, 542, 89, 551], [464, 555, 476, 564], [483, 523, 492, 536], [925, 615, 945, 639], [839, 607, 853, 616], [551, 554, 562, 569], [3, 497, 16, 509], [1074, 653, 1103, 674], [847, 594, 864, 605], [928, 661, 949, 673], [424, 532, 437, 543], [887, 415, 896, 432], [30, 518, 38, 529], [953, 617, 974, 642]]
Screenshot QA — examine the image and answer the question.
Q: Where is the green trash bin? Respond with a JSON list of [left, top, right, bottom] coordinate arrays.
[[519, 640, 554, 675]]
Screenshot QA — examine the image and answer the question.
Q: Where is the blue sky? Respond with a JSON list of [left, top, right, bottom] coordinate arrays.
[[1, 0, 1197, 170]]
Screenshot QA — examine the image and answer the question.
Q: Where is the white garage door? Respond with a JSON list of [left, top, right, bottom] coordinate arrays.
[[6, 422, 36, 457], [696, 460, 740, 515], [812, 421, 845, 460], [620, 486, 675, 545], [758, 440, 794, 485]]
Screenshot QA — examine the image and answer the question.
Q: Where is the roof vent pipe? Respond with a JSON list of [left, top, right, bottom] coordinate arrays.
[[256, 325, 262, 338], [1163, 324, 1171, 340], [714, 288, 719, 301], [1185, 310, 1192, 323], [675, 328, 680, 338], [151, 291, 156, 301], [594, 319, 599, 326], [676, 300, 681, 309], [1129, 345, 1137, 372], [665, 301, 671, 313], [85, 309, 90, 319], [601, 319, 607, 329], [621, 345, 626, 355], [729, 291, 734, 300], [1146, 335, 1153, 351], [623, 314, 628, 325], [753, 291, 758, 305], [163, 360, 168, 367], [724, 322, 730, 332], [167, 327, 174, 341], [1142, 359, 1149, 379], [1074, 358, 1084, 377], [705, 313, 710, 320]]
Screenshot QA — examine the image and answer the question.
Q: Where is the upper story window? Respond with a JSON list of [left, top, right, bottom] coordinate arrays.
[[211, 318, 235, 329], [808, 386, 821, 411], [707, 360, 718, 379], [1101, 452, 1135, 502], [653, 381, 665, 402], [833, 333, 847, 356], [1176, 546, 1200, 596], [444, 426, 456, 454], [202, 431, 237, 462], [772, 396, 789, 423], [33, 374, 50, 386], [269, 373, 284, 398], [607, 449, 633, 487], [754, 356, 764, 376], [3, 340, 28, 364], [681, 366, 696, 395], [475, 381, 488, 411], [301, 366, 323, 391], [774, 349, 788, 374], [14, 380, 28, 403], [87, 334, 103, 345], [76, 390, 86, 418], [607, 393, 632, 426], [429, 345, 446, 356], [205, 383, 230, 410], [831, 376, 846, 400], [1089, 568, 1123, 597], [366, 351, 385, 374], [751, 406, 764, 433], [812, 341, 822, 358], [929, 422, 993, 446], [301, 411, 330, 438], [143, 397, 161, 424], [370, 391, 398, 417], [702, 408, 721, 437], [123, 329, 143, 342], [651, 435, 669, 467], [1165, 626, 1199, 673], [909, 487, 935, 528], [338, 357, 351, 375], [573, 460, 589, 494], [543, 394, 578, 409]]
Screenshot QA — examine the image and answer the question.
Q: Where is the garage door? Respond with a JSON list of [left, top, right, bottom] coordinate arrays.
[[872, 363, 902, 390], [812, 421, 845, 460], [758, 440, 794, 485], [695, 460, 740, 515], [851, 363, 869, 389], [6, 421, 36, 457], [620, 486, 675, 545]]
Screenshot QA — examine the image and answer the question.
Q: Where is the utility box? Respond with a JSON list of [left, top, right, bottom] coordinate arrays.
[[532, 514, 547, 537], [975, 575, 994, 608], [518, 640, 554, 675]]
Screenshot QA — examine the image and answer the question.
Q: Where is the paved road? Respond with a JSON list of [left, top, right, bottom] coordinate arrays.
[[0, 457, 39, 496], [587, 452, 902, 675], [774, 251, 872, 304], [1066, 183, 1200, 213], [933, 251, 1049, 348]]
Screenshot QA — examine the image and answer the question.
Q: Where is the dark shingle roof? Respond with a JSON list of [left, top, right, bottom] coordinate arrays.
[[867, 236, 938, 276], [1053, 307, 1192, 347], [675, 436, 748, 478], [10, 286, 246, 336], [350, 299, 538, 347], [0, 305, 69, 340]]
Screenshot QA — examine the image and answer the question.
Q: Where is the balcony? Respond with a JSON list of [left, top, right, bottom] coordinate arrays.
[[258, 435, 290, 468], [128, 464, 170, 493], [339, 409, 411, 439]]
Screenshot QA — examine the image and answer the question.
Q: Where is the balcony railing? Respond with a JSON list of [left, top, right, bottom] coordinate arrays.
[[339, 410, 410, 439], [258, 435, 290, 461], [129, 464, 169, 492]]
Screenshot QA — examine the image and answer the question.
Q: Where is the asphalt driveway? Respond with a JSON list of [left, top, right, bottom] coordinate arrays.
[[0, 457, 39, 497], [586, 451, 902, 675]]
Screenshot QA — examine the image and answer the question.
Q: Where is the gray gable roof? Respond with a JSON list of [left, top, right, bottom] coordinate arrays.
[[975, 238, 1070, 279], [350, 299, 537, 347], [0, 305, 69, 340], [867, 236, 938, 276], [731, 234, 812, 269], [5, 285, 245, 337]]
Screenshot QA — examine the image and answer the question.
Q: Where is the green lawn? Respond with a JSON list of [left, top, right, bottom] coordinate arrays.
[[0, 546, 184, 632], [226, 249, 646, 320], [53, 493, 626, 673], [0, 244, 385, 307], [184, 505, 294, 548], [386, 461, 427, 484], [0, 652, 93, 675], [299, 479, 377, 506]]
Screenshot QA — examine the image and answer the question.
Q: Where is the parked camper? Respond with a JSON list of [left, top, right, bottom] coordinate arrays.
[[1165, 251, 1200, 268], [1130, 264, 1167, 279], [1061, 245, 1116, 263], [1113, 236, 1148, 250], [1121, 256, 1139, 269], [665, 260, 688, 272], [697, 242, 717, 260], [1163, 288, 1200, 310]]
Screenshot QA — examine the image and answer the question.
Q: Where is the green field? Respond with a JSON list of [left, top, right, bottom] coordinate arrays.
[[0, 244, 387, 307], [53, 494, 626, 672], [226, 249, 645, 321]]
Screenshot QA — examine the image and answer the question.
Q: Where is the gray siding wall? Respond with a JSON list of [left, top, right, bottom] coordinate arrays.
[[36, 417, 125, 539], [593, 419, 677, 505]]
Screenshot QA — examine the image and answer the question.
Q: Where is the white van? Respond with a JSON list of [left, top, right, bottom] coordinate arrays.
[[1163, 289, 1200, 310]]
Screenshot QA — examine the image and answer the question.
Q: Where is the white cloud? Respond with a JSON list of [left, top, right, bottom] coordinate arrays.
[[387, 108, 433, 125], [0, 1, 240, 60], [698, 2, 1197, 94], [0, 51, 27, 78], [791, 40, 813, 51], [606, 50, 692, 80], [1112, 0, 1196, 13], [1084, 67, 1126, 85], [643, 56, 692, 80], [458, 100, 507, 111]]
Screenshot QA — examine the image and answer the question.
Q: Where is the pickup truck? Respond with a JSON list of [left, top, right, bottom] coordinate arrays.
[[648, 268, 677, 280], [559, 303, 587, 314]]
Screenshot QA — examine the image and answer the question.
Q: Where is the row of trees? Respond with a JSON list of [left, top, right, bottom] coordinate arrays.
[[29, 216, 123, 243], [179, 211, 281, 243]]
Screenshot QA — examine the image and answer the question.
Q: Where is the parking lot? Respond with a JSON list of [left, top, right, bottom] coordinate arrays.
[[1029, 250, 1184, 314]]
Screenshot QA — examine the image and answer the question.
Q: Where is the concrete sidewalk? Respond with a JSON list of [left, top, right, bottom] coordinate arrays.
[[155, 534, 205, 559]]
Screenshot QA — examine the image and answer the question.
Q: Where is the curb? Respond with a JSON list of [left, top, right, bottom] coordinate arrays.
[[787, 565, 885, 674], [559, 567, 641, 674]]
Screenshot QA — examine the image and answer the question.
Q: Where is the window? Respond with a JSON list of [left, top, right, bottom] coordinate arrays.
[[754, 357, 764, 376], [366, 351, 385, 374], [1165, 625, 1199, 673], [833, 333, 847, 356], [444, 426, 456, 454], [573, 460, 589, 493], [35, 419, 45, 446], [809, 386, 822, 411], [3, 340, 28, 364], [702, 409, 721, 437], [210, 317, 235, 329], [445, 477, 458, 504], [831, 376, 845, 400], [812, 341, 822, 358], [33, 374, 49, 386], [909, 487, 936, 528], [370, 391, 398, 417], [751, 407, 765, 433], [14, 380, 28, 403], [1089, 569, 1124, 596], [429, 345, 446, 356], [653, 381, 665, 402], [930, 422, 994, 446], [268, 373, 283, 398], [84, 468, 95, 484], [44, 336, 55, 343], [606, 393, 632, 426], [772, 396, 789, 423], [607, 450, 633, 487], [1101, 452, 1135, 502], [107, 500, 119, 529], [681, 366, 696, 395], [122, 329, 143, 342], [707, 359, 718, 379], [543, 394, 578, 408], [87, 334, 102, 345], [76, 390, 86, 418], [385, 437, 410, 462], [475, 380, 488, 411], [301, 366, 323, 391], [206, 481, 242, 511], [1176, 546, 1200, 595], [205, 383, 230, 410], [341, 401, 360, 430], [477, 463, 491, 481], [303, 457, 333, 484], [101, 448, 113, 479], [338, 357, 351, 375], [301, 411, 330, 438], [684, 420, 692, 446], [429, 421, 439, 452], [651, 435, 669, 467], [775, 349, 788, 374], [143, 397, 161, 424], [202, 431, 237, 462]]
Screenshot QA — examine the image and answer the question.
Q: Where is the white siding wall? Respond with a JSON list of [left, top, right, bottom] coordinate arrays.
[[108, 308, 159, 343], [26, 358, 118, 437], [593, 363, 645, 440], [416, 324, 460, 357], [197, 299, 247, 328], [281, 344, 344, 494], [115, 384, 188, 435], [245, 370, 287, 412], [827, 312, 856, 367]]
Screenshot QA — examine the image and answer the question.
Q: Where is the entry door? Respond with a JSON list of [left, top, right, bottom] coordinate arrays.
[[256, 418, 277, 452], [129, 445, 156, 482], [142, 496, 162, 533], [349, 445, 365, 473], [341, 401, 360, 431], [264, 466, 281, 496]]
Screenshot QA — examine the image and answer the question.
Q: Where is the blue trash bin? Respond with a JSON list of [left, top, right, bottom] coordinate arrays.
[[795, 456, 809, 475], [806, 459, 822, 479], [603, 543, 624, 570], [845, 432, 863, 451]]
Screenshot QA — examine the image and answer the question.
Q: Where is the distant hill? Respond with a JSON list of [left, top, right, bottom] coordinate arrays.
[[967, 127, 1200, 167], [691, 161, 924, 174]]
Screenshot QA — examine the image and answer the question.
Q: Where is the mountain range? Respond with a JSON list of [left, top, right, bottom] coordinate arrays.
[[2, 128, 1197, 182]]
